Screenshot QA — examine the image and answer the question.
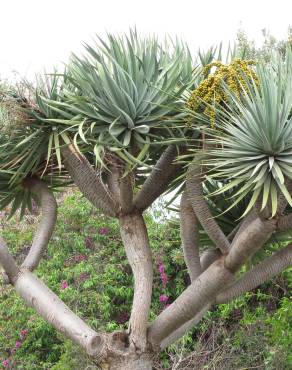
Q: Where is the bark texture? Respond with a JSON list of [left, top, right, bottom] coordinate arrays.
[[119, 173, 134, 214], [225, 217, 276, 272], [119, 214, 153, 351], [133, 145, 180, 212], [217, 244, 292, 303], [180, 191, 201, 281], [186, 164, 230, 254], [277, 213, 292, 232], [200, 248, 222, 271], [62, 145, 118, 217]]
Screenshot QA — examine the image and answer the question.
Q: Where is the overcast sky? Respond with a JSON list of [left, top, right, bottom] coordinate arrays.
[[1, 0, 291, 81]]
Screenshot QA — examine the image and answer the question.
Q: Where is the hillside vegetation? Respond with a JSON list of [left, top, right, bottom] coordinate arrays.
[[0, 192, 291, 370]]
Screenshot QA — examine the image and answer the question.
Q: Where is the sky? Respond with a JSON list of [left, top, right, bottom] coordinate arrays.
[[0, 0, 291, 82]]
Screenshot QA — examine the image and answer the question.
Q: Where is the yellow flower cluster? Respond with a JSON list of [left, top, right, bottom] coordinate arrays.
[[187, 59, 258, 127]]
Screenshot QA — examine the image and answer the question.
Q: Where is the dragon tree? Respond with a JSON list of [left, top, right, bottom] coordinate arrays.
[[0, 31, 291, 369]]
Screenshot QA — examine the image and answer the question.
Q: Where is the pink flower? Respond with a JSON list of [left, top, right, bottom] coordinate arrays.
[[60, 281, 68, 290], [158, 264, 165, 274], [160, 272, 168, 287], [98, 227, 109, 235], [20, 329, 28, 339], [74, 254, 87, 262], [2, 359, 9, 368], [159, 294, 169, 303], [15, 341, 21, 348]]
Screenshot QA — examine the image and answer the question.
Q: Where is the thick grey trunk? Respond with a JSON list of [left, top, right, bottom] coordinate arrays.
[[119, 214, 153, 351], [104, 354, 153, 370]]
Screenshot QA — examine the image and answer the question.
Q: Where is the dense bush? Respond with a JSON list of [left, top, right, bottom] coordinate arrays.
[[0, 192, 291, 369]]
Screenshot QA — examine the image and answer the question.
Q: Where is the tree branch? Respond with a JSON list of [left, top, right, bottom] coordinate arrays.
[[62, 144, 118, 217], [107, 158, 134, 214], [119, 173, 134, 214], [186, 164, 230, 254], [180, 191, 201, 281], [147, 259, 233, 346], [160, 304, 211, 350], [21, 179, 57, 271], [133, 145, 181, 212], [200, 248, 222, 271], [14, 269, 106, 357], [0, 236, 19, 283], [119, 213, 153, 351], [225, 216, 276, 272], [216, 244, 292, 304]]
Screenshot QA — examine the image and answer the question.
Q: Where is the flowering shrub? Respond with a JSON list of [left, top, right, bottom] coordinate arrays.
[[1, 329, 29, 368], [60, 281, 69, 290]]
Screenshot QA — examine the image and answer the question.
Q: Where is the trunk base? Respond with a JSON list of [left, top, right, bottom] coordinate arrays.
[[102, 353, 153, 370]]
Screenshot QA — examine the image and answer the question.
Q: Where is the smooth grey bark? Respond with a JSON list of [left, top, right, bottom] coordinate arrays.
[[186, 164, 230, 254], [22, 179, 57, 271], [225, 217, 276, 272], [217, 244, 292, 304], [180, 191, 201, 281], [14, 269, 105, 356], [148, 259, 233, 346], [119, 213, 153, 351], [62, 144, 118, 217], [133, 145, 180, 212]]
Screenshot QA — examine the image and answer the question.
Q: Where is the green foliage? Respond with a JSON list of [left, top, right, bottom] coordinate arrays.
[[190, 49, 292, 217], [0, 193, 291, 369], [0, 30, 196, 216]]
